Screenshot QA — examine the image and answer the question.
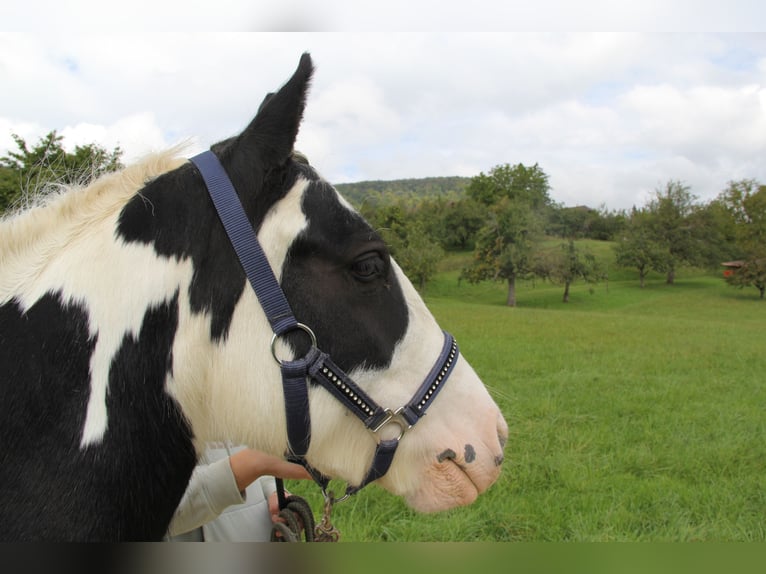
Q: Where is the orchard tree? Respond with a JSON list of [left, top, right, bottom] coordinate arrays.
[[688, 197, 740, 268], [716, 180, 766, 250], [614, 208, 667, 288], [533, 239, 603, 303], [395, 223, 444, 291], [441, 198, 486, 250], [466, 162, 552, 209], [462, 163, 552, 306], [726, 259, 766, 299], [716, 180, 766, 299], [462, 197, 544, 306], [365, 200, 444, 290], [645, 180, 701, 284]]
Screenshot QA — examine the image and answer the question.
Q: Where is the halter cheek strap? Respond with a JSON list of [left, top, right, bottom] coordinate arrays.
[[190, 150, 459, 496]]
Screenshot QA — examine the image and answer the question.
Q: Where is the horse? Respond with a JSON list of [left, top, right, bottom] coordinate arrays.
[[0, 53, 508, 541]]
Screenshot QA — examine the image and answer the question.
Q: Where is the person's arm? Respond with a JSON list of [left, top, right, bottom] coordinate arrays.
[[167, 449, 311, 536], [167, 457, 244, 536], [227, 449, 310, 491]]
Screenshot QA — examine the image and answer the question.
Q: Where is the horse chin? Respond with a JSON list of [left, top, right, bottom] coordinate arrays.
[[403, 459, 481, 513]]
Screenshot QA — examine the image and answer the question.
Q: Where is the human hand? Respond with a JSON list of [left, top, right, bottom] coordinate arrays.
[[267, 491, 282, 523], [228, 449, 311, 492]]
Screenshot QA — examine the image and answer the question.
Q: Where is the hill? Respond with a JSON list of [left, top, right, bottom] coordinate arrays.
[[334, 176, 471, 208]]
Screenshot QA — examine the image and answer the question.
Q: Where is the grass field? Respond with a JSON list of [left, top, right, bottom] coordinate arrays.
[[288, 244, 766, 541]]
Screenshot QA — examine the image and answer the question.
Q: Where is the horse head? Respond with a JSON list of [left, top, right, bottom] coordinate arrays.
[[149, 53, 508, 512]]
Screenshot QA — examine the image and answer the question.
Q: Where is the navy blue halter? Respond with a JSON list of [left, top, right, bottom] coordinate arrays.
[[190, 150, 459, 496]]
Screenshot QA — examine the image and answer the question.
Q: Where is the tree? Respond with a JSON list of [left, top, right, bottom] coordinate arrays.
[[440, 198, 486, 250], [645, 180, 701, 284], [547, 204, 591, 238], [716, 180, 766, 299], [462, 197, 544, 306], [395, 223, 445, 291], [0, 131, 123, 213], [687, 197, 740, 269], [533, 239, 603, 302], [466, 162, 552, 209], [726, 259, 766, 299], [365, 199, 444, 290], [0, 166, 18, 213], [462, 163, 552, 307], [613, 208, 667, 288]]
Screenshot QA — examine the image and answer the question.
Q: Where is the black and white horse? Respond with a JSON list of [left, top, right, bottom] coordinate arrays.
[[0, 54, 507, 541]]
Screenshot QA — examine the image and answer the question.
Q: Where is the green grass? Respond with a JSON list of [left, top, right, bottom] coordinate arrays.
[[288, 245, 766, 541]]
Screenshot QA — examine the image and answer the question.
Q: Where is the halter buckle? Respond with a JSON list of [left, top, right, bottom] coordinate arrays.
[[370, 407, 412, 443]]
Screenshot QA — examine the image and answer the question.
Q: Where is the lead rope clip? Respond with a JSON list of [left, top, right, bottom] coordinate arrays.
[[314, 490, 341, 542]]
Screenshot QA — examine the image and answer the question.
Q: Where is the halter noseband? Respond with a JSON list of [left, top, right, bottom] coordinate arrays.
[[190, 150, 459, 497]]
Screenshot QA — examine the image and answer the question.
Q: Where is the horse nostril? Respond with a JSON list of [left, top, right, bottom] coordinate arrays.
[[436, 448, 457, 463], [494, 454, 505, 467], [498, 432, 507, 450]]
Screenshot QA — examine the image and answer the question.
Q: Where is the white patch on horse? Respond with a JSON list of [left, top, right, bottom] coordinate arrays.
[[0, 151, 194, 447], [79, 248, 194, 446], [83, 175, 310, 447], [166, 176, 309, 452], [29, 218, 196, 446], [258, 178, 310, 282]]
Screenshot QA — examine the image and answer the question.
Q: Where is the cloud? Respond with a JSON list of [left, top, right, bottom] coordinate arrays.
[[1, 31, 766, 210], [59, 113, 171, 161]]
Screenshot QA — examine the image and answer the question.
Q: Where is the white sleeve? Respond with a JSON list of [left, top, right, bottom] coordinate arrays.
[[259, 475, 278, 500], [166, 457, 246, 537]]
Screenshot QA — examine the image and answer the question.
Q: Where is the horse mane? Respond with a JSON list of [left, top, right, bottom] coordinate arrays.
[[0, 146, 188, 300]]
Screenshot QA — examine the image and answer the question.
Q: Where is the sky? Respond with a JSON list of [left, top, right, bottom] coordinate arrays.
[[1, 2, 765, 210]]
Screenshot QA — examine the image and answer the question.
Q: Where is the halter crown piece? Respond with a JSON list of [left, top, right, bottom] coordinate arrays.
[[190, 150, 459, 498]]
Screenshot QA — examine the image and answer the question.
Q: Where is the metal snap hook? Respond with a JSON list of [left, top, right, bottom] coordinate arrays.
[[270, 323, 317, 365]]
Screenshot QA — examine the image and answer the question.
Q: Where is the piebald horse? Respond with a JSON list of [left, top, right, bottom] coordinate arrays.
[[0, 53, 507, 541]]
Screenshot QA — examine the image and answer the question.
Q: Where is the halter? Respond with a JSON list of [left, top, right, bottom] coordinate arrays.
[[190, 150, 459, 499]]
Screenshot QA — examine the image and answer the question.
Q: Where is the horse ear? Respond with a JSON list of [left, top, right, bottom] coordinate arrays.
[[239, 53, 314, 168]]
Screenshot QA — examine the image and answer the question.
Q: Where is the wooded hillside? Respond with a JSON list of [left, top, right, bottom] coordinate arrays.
[[334, 176, 471, 208]]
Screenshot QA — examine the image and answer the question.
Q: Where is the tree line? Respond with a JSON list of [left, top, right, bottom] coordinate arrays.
[[2, 132, 764, 301], [359, 163, 766, 303]]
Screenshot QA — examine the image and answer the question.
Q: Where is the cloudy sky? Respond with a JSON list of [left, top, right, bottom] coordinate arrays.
[[1, 2, 765, 210]]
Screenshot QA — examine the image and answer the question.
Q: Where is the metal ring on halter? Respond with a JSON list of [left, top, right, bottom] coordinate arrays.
[[370, 407, 412, 443], [322, 487, 350, 507], [270, 323, 317, 365]]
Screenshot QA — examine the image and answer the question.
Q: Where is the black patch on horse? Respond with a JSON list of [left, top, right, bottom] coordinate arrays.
[[280, 181, 409, 371], [0, 292, 194, 540], [117, 54, 316, 343], [118, 163, 249, 341]]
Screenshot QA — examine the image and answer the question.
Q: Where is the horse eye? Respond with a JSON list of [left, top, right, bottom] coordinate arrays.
[[351, 252, 385, 282]]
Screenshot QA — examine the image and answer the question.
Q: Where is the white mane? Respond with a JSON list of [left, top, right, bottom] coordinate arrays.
[[0, 148, 187, 302]]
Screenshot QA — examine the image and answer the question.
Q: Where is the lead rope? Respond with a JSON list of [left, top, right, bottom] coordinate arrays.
[[270, 478, 317, 542], [270, 478, 340, 542]]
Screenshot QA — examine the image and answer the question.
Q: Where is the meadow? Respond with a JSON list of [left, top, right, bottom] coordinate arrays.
[[288, 243, 766, 541]]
